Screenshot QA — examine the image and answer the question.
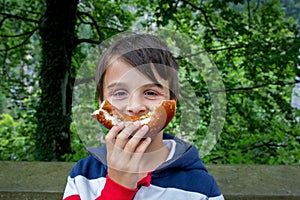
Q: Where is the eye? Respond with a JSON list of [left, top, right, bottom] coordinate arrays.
[[144, 90, 159, 99], [112, 90, 128, 99]]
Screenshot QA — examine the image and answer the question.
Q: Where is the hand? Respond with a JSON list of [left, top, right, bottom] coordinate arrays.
[[105, 121, 151, 189]]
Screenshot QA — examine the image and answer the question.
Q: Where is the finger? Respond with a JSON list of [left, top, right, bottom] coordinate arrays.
[[124, 125, 149, 152], [131, 124, 149, 139], [105, 124, 125, 142], [106, 124, 124, 152], [129, 137, 152, 170], [114, 121, 140, 149]]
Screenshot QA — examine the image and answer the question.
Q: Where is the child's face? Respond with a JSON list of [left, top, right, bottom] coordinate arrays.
[[102, 59, 170, 116]]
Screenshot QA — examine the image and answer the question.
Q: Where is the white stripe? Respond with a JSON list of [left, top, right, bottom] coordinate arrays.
[[63, 175, 106, 200], [63, 176, 78, 199]]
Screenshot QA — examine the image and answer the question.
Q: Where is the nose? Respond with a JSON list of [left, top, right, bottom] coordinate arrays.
[[126, 94, 147, 116]]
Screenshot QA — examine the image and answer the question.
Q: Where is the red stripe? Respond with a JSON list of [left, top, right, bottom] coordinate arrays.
[[64, 194, 81, 200]]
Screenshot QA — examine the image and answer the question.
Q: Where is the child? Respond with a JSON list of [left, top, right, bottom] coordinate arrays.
[[63, 33, 224, 200]]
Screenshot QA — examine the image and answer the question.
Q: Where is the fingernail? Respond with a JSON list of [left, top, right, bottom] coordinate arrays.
[[133, 121, 141, 126], [141, 125, 149, 131], [145, 137, 151, 143], [117, 122, 125, 128]]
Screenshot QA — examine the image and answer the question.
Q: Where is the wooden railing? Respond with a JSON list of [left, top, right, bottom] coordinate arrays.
[[0, 161, 299, 199]]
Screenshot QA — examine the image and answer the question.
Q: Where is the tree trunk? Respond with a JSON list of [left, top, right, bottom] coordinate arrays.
[[36, 0, 78, 161]]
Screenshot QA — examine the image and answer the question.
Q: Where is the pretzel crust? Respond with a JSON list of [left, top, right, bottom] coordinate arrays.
[[92, 99, 176, 137]]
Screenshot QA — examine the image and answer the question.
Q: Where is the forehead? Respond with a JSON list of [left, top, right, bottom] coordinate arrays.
[[103, 59, 169, 89]]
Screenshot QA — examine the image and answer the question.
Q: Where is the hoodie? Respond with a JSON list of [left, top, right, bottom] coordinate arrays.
[[63, 133, 224, 200]]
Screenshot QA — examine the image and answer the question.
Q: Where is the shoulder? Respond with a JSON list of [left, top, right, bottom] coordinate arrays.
[[153, 165, 220, 195], [185, 168, 221, 196], [158, 133, 222, 197], [69, 155, 107, 179]]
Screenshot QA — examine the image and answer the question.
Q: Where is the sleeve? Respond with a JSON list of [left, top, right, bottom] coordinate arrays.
[[96, 175, 138, 200], [63, 174, 139, 200], [63, 176, 81, 200], [62, 156, 149, 200]]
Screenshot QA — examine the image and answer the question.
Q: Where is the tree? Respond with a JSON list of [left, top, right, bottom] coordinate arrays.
[[0, 0, 136, 161], [35, 0, 78, 160]]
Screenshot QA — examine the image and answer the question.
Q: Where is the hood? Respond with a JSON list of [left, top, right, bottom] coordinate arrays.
[[86, 133, 207, 174], [153, 133, 207, 174]]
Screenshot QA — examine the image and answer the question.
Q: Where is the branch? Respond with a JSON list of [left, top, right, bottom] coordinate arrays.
[[77, 11, 102, 42], [176, 37, 296, 60], [0, 29, 37, 38], [205, 80, 300, 94], [76, 38, 100, 45], [253, 0, 261, 14], [244, 140, 287, 153], [76, 11, 123, 46], [0, 16, 6, 28], [74, 77, 94, 86], [0, 27, 38, 51], [180, 0, 223, 40], [176, 44, 246, 59], [226, 81, 296, 92], [0, 12, 40, 23], [247, 0, 252, 32]]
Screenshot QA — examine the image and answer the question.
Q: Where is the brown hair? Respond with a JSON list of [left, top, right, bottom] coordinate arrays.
[[96, 33, 179, 101]]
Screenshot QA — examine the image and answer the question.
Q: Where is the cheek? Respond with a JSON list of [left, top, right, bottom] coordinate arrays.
[[144, 99, 164, 110], [107, 98, 127, 110]]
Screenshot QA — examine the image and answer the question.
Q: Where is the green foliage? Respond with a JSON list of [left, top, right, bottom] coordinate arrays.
[[0, 89, 38, 161], [0, 113, 35, 161], [150, 0, 300, 165], [201, 1, 300, 165]]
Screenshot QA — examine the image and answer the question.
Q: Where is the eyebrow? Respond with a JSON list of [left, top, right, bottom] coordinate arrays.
[[141, 83, 164, 89], [107, 82, 127, 90], [107, 82, 164, 90]]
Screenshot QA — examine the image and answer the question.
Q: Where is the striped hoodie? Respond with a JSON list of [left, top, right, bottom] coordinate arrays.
[[63, 133, 224, 200]]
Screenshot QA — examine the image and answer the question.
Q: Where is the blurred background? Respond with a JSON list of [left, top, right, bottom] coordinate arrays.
[[0, 0, 299, 164]]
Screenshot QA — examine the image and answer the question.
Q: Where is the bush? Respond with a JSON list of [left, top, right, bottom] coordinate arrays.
[[0, 113, 35, 161]]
